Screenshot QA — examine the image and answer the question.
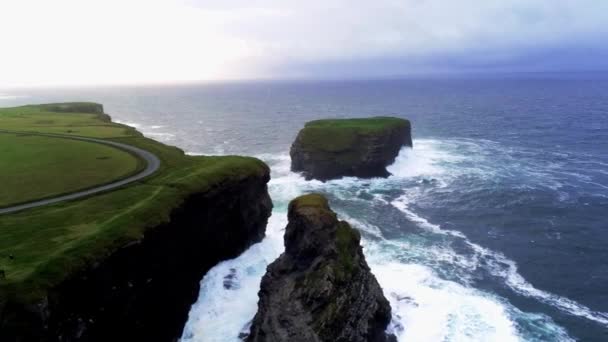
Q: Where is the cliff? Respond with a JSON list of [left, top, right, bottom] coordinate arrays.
[[247, 194, 393, 342], [0, 172, 272, 341], [0, 103, 273, 341], [290, 117, 412, 181]]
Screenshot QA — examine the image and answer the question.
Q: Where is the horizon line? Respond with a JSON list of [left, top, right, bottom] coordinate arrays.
[[2, 70, 608, 90]]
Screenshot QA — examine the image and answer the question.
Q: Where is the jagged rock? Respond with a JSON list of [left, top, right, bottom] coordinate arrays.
[[290, 117, 412, 181], [248, 194, 393, 342]]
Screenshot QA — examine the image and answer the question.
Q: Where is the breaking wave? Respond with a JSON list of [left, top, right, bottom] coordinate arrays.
[[180, 138, 608, 341]]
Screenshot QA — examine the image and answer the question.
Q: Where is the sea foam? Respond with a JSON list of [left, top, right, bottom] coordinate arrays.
[[180, 139, 595, 341]]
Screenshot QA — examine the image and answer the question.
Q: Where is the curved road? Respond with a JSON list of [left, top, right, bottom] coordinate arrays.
[[0, 131, 161, 215]]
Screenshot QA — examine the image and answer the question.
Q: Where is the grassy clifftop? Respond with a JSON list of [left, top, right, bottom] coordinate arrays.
[[305, 116, 408, 130], [37, 102, 105, 114], [0, 132, 143, 207], [300, 117, 410, 152], [0, 103, 268, 303]]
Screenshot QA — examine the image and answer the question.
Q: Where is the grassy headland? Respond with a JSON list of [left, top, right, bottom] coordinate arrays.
[[0, 103, 268, 303], [0, 132, 142, 207]]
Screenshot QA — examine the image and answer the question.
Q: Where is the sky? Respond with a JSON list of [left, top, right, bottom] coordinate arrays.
[[1, 0, 607, 86]]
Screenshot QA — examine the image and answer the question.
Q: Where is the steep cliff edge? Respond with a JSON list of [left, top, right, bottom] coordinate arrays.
[[248, 194, 393, 342], [290, 117, 412, 181], [1, 158, 272, 342], [0, 103, 273, 341]]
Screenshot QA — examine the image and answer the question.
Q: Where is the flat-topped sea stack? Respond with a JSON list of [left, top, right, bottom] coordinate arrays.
[[290, 117, 412, 181], [248, 194, 393, 342]]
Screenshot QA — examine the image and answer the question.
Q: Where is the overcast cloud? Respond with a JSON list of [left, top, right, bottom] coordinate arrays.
[[1, 0, 607, 86]]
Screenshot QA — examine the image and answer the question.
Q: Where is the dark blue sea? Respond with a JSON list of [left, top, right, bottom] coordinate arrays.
[[2, 74, 607, 341]]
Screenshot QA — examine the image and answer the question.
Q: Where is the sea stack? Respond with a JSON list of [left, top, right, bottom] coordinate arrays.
[[290, 117, 412, 181], [248, 194, 393, 342]]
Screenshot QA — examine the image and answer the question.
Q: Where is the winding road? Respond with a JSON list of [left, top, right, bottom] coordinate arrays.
[[0, 131, 161, 215]]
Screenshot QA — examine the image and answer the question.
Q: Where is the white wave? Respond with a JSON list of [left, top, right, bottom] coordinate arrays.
[[387, 140, 460, 179], [581, 180, 608, 191], [186, 151, 231, 156], [373, 193, 389, 204], [467, 241, 608, 327], [255, 139, 472, 208], [181, 139, 592, 342], [391, 193, 608, 328], [336, 211, 385, 239], [180, 213, 287, 342], [146, 132, 175, 138], [386, 139, 608, 327], [364, 235, 481, 287], [366, 238, 573, 341], [114, 120, 142, 129], [372, 262, 523, 342], [391, 138, 599, 195], [258, 138, 479, 203], [114, 119, 178, 143], [181, 207, 540, 342], [391, 194, 465, 238], [181, 153, 301, 342]]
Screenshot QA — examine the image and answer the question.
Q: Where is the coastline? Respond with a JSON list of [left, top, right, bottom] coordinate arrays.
[[0, 103, 273, 341]]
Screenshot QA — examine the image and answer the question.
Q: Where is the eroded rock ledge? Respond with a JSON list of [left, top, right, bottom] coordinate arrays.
[[290, 117, 412, 181], [248, 194, 393, 342]]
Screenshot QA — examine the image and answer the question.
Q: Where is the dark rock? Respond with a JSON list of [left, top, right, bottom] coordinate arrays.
[[290, 117, 412, 181], [223, 268, 239, 290], [239, 321, 253, 340], [248, 194, 393, 342]]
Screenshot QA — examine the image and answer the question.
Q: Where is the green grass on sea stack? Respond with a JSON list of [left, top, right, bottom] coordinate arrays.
[[289, 193, 330, 210], [304, 116, 410, 131], [0, 103, 267, 303], [298, 116, 410, 153]]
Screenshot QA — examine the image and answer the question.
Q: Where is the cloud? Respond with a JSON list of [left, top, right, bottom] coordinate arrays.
[[1, 0, 607, 86], [0, 0, 258, 86], [199, 0, 608, 75]]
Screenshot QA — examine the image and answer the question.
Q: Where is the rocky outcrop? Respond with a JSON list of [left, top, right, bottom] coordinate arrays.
[[0, 171, 272, 342], [248, 194, 393, 342], [290, 117, 412, 181]]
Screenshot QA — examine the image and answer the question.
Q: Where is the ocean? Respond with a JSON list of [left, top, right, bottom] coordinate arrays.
[[1, 75, 607, 341]]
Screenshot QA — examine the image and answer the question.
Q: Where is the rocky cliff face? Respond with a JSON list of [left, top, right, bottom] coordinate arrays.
[[0, 171, 272, 342], [247, 194, 393, 342], [290, 117, 412, 181]]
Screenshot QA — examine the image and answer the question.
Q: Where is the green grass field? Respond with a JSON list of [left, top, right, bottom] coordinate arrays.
[[0, 133, 141, 207], [0, 103, 134, 138], [0, 103, 267, 303]]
